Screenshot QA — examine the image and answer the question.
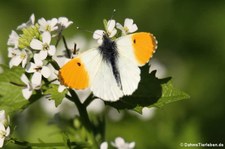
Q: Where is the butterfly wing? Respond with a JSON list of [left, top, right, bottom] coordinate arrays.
[[59, 48, 100, 89], [116, 32, 157, 66], [116, 32, 157, 95], [59, 48, 123, 101]]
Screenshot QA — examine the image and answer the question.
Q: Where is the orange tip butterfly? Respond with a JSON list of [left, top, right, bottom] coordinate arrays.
[[59, 30, 157, 101]]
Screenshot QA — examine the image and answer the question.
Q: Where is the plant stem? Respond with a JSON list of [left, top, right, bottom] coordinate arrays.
[[11, 138, 90, 148], [66, 89, 99, 149]]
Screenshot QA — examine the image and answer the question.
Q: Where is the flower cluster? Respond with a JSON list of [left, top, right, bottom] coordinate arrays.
[[0, 110, 10, 148], [93, 18, 138, 44], [100, 137, 135, 149], [7, 14, 73, 99]]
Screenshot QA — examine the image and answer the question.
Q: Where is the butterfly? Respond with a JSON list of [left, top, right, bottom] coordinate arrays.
[[59, 32, 157, 102]]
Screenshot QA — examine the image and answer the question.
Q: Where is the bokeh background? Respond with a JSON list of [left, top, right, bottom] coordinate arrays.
[[0, 0, 225, 148]]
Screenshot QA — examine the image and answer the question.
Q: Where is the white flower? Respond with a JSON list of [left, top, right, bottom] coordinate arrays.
[[111, 137, 135, 149], [0, 123, 10, 148], [17, 13, 35, 30], [93, 19, 117, 44], [9, 49, 28, 68], [7, 30, 19, 48], [38, 18, 58, 32], [21, 74, 40, 99], [116, 18, 138, 35], [93, 30, 105, 44], [30, 32, 56, 59], [100, 142, 108, 149], [57, 17, 73, 29], [106, 19, 117, 37], [25, 54, 51, 85], [0, 110, 10, 148]]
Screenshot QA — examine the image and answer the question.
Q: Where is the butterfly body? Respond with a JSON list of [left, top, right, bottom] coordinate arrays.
[[59, 32, 157, 101]]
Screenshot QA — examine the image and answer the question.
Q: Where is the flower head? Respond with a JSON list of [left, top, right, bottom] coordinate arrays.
[[111, 137, 135, 149], [57, 17, 73, 29], [17, 13, 35, 30], [8, 48, 28, 68], [38, 18, 58, 32], [0, 123, 10, 148], [30, 32, 56, 59], [25, 54, 51, 85], [0, 110, 10, 148], [93, 19, 117, 44], [116, 18, 138, 35]]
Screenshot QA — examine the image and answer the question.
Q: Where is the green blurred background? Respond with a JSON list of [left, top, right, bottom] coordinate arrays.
[[0, 0, 225, 148]]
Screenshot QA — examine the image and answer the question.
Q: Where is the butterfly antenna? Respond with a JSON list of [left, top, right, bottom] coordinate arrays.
[[109, 9, 116, 21], [76, 26, 94, 34], [107, 9, 117, 29]]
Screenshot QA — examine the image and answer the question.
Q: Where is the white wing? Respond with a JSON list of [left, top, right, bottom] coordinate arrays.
[[116, 36, 141, 96], [81, 49, 123, 102]]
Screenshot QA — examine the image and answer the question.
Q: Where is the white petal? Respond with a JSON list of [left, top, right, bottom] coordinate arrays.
[[34, 54, 44, 66], [48, 45, 56, 56], [115, 137, 125, 146], [109, 29, 117, 38], [0, 123, 5, 131], [5, 127, 10, 137], [42, 32, 51, 44], [38, 18, 47, 26], [30, 13, 35, 24], [97, 39, 103, 45], [129, 142, 135, 148], [17, 23, 27, 30], [116, 23, 124, 30], [50, 18, 58, 27], [107, 20, 116, 32], [100, 142, 108, 149], [0, 110, 6, 122], [0, 138, 4, 148], [30, 39, 43, 50], [7, 30, 19, 47], [124, 18, 134, 27], [25, 62, 37, 73], [93, 30, 104, 39], [10, 56, 22, 67], [22, 88, 32, 99], [38, 50, 48, 60], [41, 66, 51, 78], [21, 74, 29, 85], [22, 57, 28, 68], [128, 24, 138, 33], [31, 72, 42, 85]]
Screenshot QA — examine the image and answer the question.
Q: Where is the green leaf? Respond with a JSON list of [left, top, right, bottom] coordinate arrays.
[[0, 65, 29, 113], [148, 80, 190, 109], [44, 84, 67, 107], [105, 65, 190, 114]]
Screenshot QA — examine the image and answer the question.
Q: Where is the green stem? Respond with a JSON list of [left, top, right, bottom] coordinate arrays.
[[11, 138, 90, 148], [66, 89, 99, 149]]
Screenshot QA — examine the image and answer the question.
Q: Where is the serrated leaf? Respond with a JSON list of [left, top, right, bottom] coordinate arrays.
[[44, 84, 67, 107], [0, 65, 29, 113], [105, 65, 189, 114], [149, 81, 190, 108]]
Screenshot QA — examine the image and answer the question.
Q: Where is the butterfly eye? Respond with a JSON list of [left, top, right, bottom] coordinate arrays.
[[133, 39, 136, 44]]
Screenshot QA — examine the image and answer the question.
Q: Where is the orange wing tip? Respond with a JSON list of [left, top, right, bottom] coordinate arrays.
[[59, 58, 90, 90], [132, 32, 157, 66]]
